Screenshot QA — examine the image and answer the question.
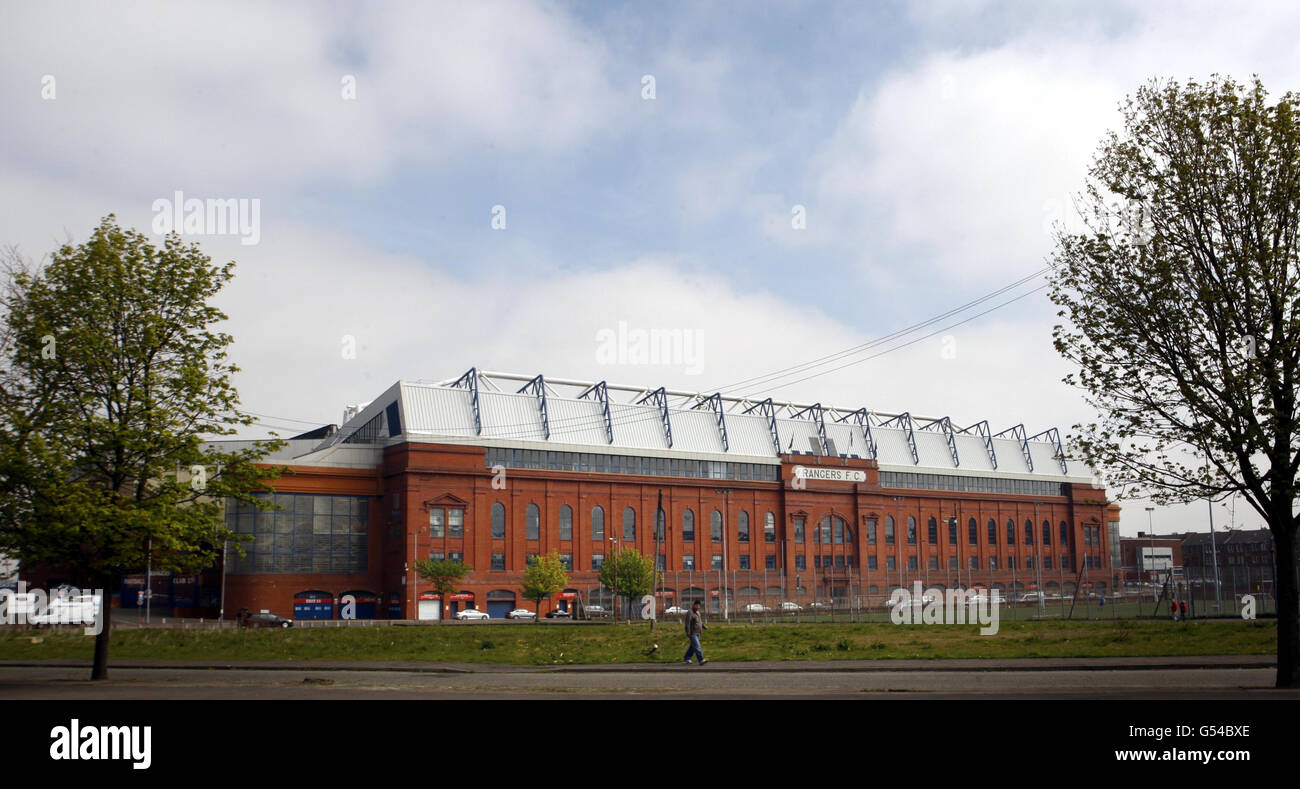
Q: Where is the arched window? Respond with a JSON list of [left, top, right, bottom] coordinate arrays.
[[834, 516, 846, 544], [885, 516, 895, 545], [1060, 521, 1070, 545], [906, 516, 916, 545], [738, 511, 750, 542], [491, 502, 506, 539], [987, 518, 997, 545], [764, 512, 776, 543], [711, 510, 722, 542], [591, 506, 605, 542], [1006, 518, 1016, 545], [682, 509, 695, 542], [559, 505, 573, 541], [623, 507, 636, 541], [968, 517, 977, 545], [1042, 519, 1051, 546], [928, 516, 938, 545], [526, 503, 540, 540], [1024, 518, 1034, 545]]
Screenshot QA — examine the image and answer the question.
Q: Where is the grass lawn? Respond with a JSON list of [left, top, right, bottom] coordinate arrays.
[[0, 618, 1277, 666]]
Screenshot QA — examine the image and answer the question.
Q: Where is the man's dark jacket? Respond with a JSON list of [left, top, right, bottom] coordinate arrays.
[[685, 609, 704, 635]]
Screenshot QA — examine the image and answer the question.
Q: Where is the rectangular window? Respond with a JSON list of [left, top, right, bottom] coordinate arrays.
[[796, 555, 806, 571], [989, 557, 998, 570], [592, 554, 604, 571], [906, 520, 916, 545], [886, 556, 896, 570], [948, 556, 957, 570], [449, 552, 463, 564], [868, 556, 878, 570], [949, 520, 957, 544], [765, 555, 777, 570], [866, 519, 876, 544], [491, 553, 505, 571], [683, 555, 695, 571], [429, 508, 445, 539], [814, 556, 821, 569], [968, 521, 977, 546], [1008, 556, 1016, 569], [526, 553, 538, 567], [928, 519, 937, 545], [885, 521, 895, 545], [988, 522, 997, 545], [1026, 557, 1034, 569], [968, 557, 978, 570], [559, 508, 573, 541], [928, 556, 938, 570], [1044, 556, 1052, 570], [739, 555, 750, 570], [907, 556, 917, 570], [656, 554, 665, 571], [711, 554, 723, 571], [793, 516, 805, 544], [835, 555, 845, 568], [448, 508, 464, 539], [561, 553, 573, 571]]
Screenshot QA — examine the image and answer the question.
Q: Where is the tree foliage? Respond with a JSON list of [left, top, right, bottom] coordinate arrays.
[[414, 558, 471, 623], [1048, 76, 1300, 686], [0, 216, 284, 679], [519, 551, 567, 620], [597, 547, 655, 607]]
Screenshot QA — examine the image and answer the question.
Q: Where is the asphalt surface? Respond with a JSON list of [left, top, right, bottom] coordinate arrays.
[[2, 655, 1294, 699]]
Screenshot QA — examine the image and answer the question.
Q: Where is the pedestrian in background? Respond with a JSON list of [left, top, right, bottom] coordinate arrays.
[[683, 600, 708, 665]]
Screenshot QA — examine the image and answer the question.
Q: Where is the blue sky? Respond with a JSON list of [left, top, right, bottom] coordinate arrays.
[[2, 0, 1296, 534]]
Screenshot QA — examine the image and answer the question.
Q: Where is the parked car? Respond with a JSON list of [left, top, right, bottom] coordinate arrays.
[[239, 609, 293, 628], [778, 601, 803, 611], [581, 604, 608, 618], [506, 608, 536, 619], [545, 608, 571, 619], [662, 605, 688, 616], [28, 593, 101, 626], [807, 601, 830, 610], [456, 608, 491, 621], [741, 603, 771, 614], [1018, 592, 1045, 603]]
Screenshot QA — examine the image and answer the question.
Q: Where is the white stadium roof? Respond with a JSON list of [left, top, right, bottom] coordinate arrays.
[[300, 369, 1097, 484]]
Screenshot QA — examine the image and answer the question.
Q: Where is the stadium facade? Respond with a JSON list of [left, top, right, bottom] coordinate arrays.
[[206, 368, 1120, 621]]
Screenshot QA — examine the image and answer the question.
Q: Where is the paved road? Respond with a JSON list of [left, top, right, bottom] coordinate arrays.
[[1, 656, 1295, 699]]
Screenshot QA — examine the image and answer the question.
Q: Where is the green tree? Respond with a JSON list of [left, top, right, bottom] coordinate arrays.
[[414, 558, 471, 623], [0, 216, 283, 680], [597, 547, 655, 623], [1049, 76, 1300, 687], [519, 551, 567, 622]]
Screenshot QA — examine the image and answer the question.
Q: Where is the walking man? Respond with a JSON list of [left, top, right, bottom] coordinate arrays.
[[683, 600, 708, 665]]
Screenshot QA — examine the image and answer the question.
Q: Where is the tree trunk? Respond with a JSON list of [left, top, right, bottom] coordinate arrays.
[[1271, 516, 1298, 688], [91, 576, 111, 681]]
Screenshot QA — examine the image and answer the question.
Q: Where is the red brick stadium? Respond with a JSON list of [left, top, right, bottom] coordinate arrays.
[[35, 369, 1120, 621]]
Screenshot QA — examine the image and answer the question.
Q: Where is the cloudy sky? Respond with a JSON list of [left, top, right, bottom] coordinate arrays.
[[2, 0, 1294, 535]]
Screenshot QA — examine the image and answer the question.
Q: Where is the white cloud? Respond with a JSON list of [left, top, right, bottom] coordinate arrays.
[[0, 1, 622, 194]]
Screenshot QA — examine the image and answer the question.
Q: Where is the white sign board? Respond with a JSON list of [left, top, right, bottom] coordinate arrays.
[[792, 466, 866, 483], [1140, 547, 1173, 571]]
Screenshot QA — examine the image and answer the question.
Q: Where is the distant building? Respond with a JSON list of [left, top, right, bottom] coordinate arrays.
[[1118, 533, 1184, 586], [1182, 528, 1292, 599]]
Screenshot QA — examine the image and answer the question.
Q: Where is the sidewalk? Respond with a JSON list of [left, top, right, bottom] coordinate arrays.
[[0, 654, 1275, 674]]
